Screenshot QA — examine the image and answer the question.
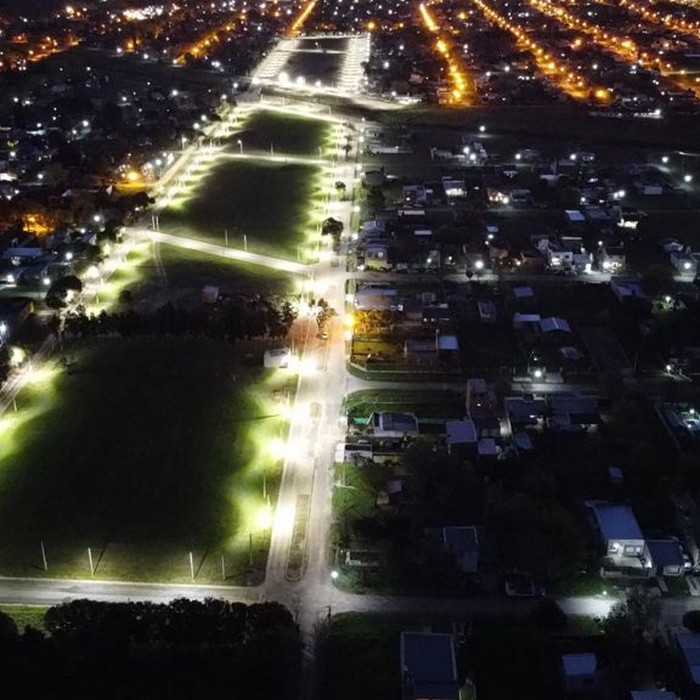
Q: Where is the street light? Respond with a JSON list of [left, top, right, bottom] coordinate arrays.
[[684, 174, 693, 184], [236, 139, 243, 154]]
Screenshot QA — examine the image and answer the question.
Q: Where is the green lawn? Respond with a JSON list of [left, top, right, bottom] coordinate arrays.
[[0, 605, 48, 631], [230, 111, 331, 157], [343, 389, 465, 424], [149, 246, 296, 296], [161, 160, 324, 260], [0, 337, 291, 583]]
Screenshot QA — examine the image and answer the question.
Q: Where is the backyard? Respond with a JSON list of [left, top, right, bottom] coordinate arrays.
[[0, 336, 293, 583]]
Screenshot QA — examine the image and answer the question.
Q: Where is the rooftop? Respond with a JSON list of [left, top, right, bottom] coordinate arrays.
[[401, 631, 459, 700], [589, 502, 643, 541]]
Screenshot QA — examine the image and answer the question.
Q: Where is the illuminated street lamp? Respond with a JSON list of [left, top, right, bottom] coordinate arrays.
[[236, 139, 243, 154]]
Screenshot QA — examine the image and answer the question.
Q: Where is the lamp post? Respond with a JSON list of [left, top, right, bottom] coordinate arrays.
[[237, 139, 243, 155]]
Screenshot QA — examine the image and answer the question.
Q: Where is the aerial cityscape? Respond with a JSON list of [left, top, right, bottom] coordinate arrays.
[[0, 0, 698, 697]]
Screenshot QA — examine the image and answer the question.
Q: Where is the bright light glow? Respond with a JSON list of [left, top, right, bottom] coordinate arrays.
[[274, 503, 295, 536], [256, 505, 273, 529], [344, 313, 355, 328]]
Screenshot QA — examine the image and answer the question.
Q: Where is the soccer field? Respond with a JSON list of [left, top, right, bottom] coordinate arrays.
[[0, 337, 293, 583]]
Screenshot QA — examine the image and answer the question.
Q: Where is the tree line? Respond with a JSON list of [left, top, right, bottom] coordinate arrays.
[[59, 297, 298, 342], [0, 599, 300, 699]]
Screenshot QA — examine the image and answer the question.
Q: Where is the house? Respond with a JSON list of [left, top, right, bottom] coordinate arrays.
[[442, 526, 479, 573], [646, 539, 686, 577], [539, 317, 572, 335], [599, 245, 626, 273], [587, 501, 651, 570], [365, 243, 391, 271], [370, 412, 419, 438], [675, 631, 700, 692], [670, 250, 697, 278], [548, 395, 600, 431], [610, 278, 648, 304], [630, 691, 679, 700], [504, 395, 548, 431], [510, 285, 537, 312], [401, 632, 460, 700], [446, 419, 477, 456], [561, 653, 599, 693]]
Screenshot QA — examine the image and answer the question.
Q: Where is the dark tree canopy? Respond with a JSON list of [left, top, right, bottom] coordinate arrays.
[[0, 599, 300, 700]]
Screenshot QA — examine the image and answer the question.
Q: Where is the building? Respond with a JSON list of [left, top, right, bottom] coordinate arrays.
[[587, 501, 650, 571], [445, 419, 477, 457], [630, 690, 679, 700], [370, 412, 419, 438], [646, 539, 686, 577], [442, 526, 479, 574], [675, 631, 700, 693], [561, 653, 599, 693], [401, 632, 460, 700]]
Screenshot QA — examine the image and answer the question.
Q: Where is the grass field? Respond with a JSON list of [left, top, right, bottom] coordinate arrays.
[[0, 337, 294, 583], [378, 105, 700, 150], [0, 605, 47, 631], [161, 160, 324, 260], [230, 110, 332, 157], [343, 389, 465, 424]]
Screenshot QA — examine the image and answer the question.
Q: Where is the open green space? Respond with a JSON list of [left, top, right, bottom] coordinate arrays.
[[0, 337, 293, 583], [377, 105, 700, 150], [161, 159, 324, 260], [231, 110, 332, 157], [0, 605, 48, 631]]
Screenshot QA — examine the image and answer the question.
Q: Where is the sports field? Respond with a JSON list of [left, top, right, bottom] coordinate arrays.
[[0, 337, 293, 583]]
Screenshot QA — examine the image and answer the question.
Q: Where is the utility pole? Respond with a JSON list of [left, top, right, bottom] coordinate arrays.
[[189, 551, 195, 581], [224, 229, 228, 247], [40, 540, 47, 571], [243, 233, 248, 252], [221, 553, 226, 581], [249, 533, 253, 568], [87, 547, 94, 576]]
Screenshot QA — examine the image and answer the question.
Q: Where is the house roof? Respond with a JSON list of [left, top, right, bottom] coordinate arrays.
[[539, 317, 571, 333], [505, 396, 548, 422], [562, 653, 597, 677], [373, 412, 419, 434], [646, 539, 684, 568], [443, 526, 479, 573], [589, 502, 643, 541], [512, 285, 535, 298], [401, 632, 459, 700], [677, 631, 700, 684], [446, 420, 477, 445], [438, 334, 459, 351], [630, 691, 679, 700]]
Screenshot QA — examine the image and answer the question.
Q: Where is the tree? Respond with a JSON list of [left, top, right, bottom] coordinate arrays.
[[322, 217, 344, 237], [334, 181, 347, 200], [365, 186, 385, 215], [683, 610, 700, 633], [641, 263, 673, 298], [531, 598, 567, 632]]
